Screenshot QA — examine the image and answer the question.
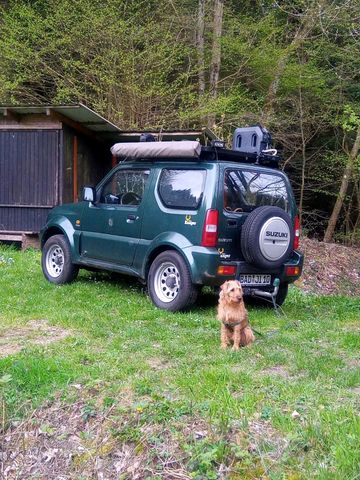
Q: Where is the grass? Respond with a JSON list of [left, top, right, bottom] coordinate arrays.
[[0, 245, 359, 479]]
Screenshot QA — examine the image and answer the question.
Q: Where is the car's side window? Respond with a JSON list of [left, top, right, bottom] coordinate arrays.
[[158, 169, 206, 209], [100, 169, 150, 206]]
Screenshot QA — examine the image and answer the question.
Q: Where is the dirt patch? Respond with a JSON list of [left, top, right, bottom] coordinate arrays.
[[346, 359, 360, 369], [349, 386, 360, 395], [0, 391, 191, 480], [248, 419, 289, 461], [0, 320, 71, 358], [146, 357, 170, 371], [261, 365, 292, 379], [296, 237, 360, 296], [0, 379, 297, 480]]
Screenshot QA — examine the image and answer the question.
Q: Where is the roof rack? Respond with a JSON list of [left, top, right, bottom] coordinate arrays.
[[201, 144, 281, 168], [110, 137, 281, 168]]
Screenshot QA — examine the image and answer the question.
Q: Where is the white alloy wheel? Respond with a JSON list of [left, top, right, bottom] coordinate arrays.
[[45, 243, 65, 278], [153, 261, 181, 303]]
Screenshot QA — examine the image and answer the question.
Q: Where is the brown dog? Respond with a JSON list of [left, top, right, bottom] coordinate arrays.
[[217, 280, 255, 350]]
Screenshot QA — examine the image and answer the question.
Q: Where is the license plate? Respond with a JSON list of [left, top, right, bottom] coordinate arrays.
[[239, 274, 271, 286]]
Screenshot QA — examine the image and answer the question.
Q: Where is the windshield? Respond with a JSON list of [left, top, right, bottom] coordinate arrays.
[[224, 169, 289, 213]]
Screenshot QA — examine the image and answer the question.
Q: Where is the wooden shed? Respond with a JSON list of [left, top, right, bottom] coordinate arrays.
[[0, 104, 216, 247], [0, 104, 121, 246]]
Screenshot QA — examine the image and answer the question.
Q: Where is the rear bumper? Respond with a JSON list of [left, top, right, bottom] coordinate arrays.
[[187, 247, 304, 287], [236, 250, 304, 286]]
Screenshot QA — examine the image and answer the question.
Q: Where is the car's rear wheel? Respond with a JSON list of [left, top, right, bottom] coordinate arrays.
[[42, 234, 79, 284], [148, 251, 198, 311], [275, 282, 288, 306]]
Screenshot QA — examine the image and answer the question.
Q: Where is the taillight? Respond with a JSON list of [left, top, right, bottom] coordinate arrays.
[[294, 215, 300, 250], [201, 209, 219, 247], [217, 265, 236, 276], [285, 266, 301, 276]]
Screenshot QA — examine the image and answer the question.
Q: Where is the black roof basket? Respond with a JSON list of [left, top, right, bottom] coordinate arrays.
[[228, 124, 281, 167], [200, 147, 280, 168], [200, 125, 281, 167]]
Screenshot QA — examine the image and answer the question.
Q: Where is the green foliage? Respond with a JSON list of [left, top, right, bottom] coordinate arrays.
[[0, 0, 360, 238], [341, 105, 360, 132]]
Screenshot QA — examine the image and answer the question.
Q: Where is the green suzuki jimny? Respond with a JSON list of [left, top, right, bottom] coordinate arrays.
[[40, 126, 303, 311]]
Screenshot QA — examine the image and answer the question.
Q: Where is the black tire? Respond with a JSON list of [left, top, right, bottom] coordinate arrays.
[[42, 234, 79, 284], [275, 282, 288, 306], [241, 206, 294, 269], [148, 251, 198, 311]]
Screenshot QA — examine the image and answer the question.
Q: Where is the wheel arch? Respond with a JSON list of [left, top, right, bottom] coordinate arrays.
[[144, 245, 183, 281], [41, 226, 66, 248], [41, 217, 76, 252]]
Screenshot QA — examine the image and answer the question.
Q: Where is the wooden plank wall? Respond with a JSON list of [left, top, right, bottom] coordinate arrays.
[[0, 129, 60, 232]]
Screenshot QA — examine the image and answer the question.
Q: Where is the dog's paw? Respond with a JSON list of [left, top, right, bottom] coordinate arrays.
[[232, 345, 240, 351]]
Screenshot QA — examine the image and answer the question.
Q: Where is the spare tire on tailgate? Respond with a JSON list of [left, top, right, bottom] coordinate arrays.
[[241, 206, 293, 269]]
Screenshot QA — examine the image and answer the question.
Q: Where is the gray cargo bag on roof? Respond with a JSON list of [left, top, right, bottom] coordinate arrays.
[[110, 141, 201, 159]]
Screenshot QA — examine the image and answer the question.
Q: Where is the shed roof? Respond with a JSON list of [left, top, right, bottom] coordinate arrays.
[[0, 103, 121, 134], [0, 103, 218, 143]]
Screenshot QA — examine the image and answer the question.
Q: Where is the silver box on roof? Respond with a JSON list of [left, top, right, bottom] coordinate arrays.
[[110, 141, 201, 158]]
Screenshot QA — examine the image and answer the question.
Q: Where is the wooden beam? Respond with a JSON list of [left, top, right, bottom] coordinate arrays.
[[73, 136, 78, 202], [0, 233, 23, 242], [22, 233, 40, 250], [3, 108, 21, 122], [49, 109, 100, 141]]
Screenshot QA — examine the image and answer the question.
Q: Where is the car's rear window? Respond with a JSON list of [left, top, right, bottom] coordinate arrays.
[[224, 169, 289, 213], [158, 169, 206, 209]]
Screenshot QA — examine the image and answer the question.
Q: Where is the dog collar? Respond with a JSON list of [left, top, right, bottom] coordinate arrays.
[[222, 320, 244, 327]]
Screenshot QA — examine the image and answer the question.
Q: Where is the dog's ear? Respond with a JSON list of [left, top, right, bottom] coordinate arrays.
[[220, 281, 228, 291]]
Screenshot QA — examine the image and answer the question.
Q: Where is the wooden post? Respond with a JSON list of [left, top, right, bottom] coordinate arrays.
[[73, 136, 78, 202]]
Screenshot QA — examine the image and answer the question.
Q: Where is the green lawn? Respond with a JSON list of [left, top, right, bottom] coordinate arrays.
[[0, 246, 359, 479]]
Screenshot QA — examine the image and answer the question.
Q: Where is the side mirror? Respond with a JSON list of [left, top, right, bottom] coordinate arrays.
[[83, 186, 96, 203]]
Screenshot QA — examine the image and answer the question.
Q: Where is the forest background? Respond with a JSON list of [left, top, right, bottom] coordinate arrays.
[[0, 0, 359, 244]]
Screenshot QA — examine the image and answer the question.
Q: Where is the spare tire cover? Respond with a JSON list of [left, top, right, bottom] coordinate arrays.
[[241, 206, 294, 269]]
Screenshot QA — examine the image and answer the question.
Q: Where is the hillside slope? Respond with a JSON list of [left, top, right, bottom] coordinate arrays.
[[296, 237, 360, 296]]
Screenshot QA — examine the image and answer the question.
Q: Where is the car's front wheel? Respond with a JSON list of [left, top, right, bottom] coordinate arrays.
[[42, 234, 79, 284], [148, 251, 198, 311]]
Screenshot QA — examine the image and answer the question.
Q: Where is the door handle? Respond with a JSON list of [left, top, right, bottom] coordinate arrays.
[[126, 214, 138, 223]]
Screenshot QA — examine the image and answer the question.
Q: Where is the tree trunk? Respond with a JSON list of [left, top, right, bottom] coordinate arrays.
[[262, 8, 317, 125], [196, 0, 205, 97], [352, 182, 360, 245], [324, 124, 360, 243], [207, 0, 224, 129], [298, 83, 307, 225]]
